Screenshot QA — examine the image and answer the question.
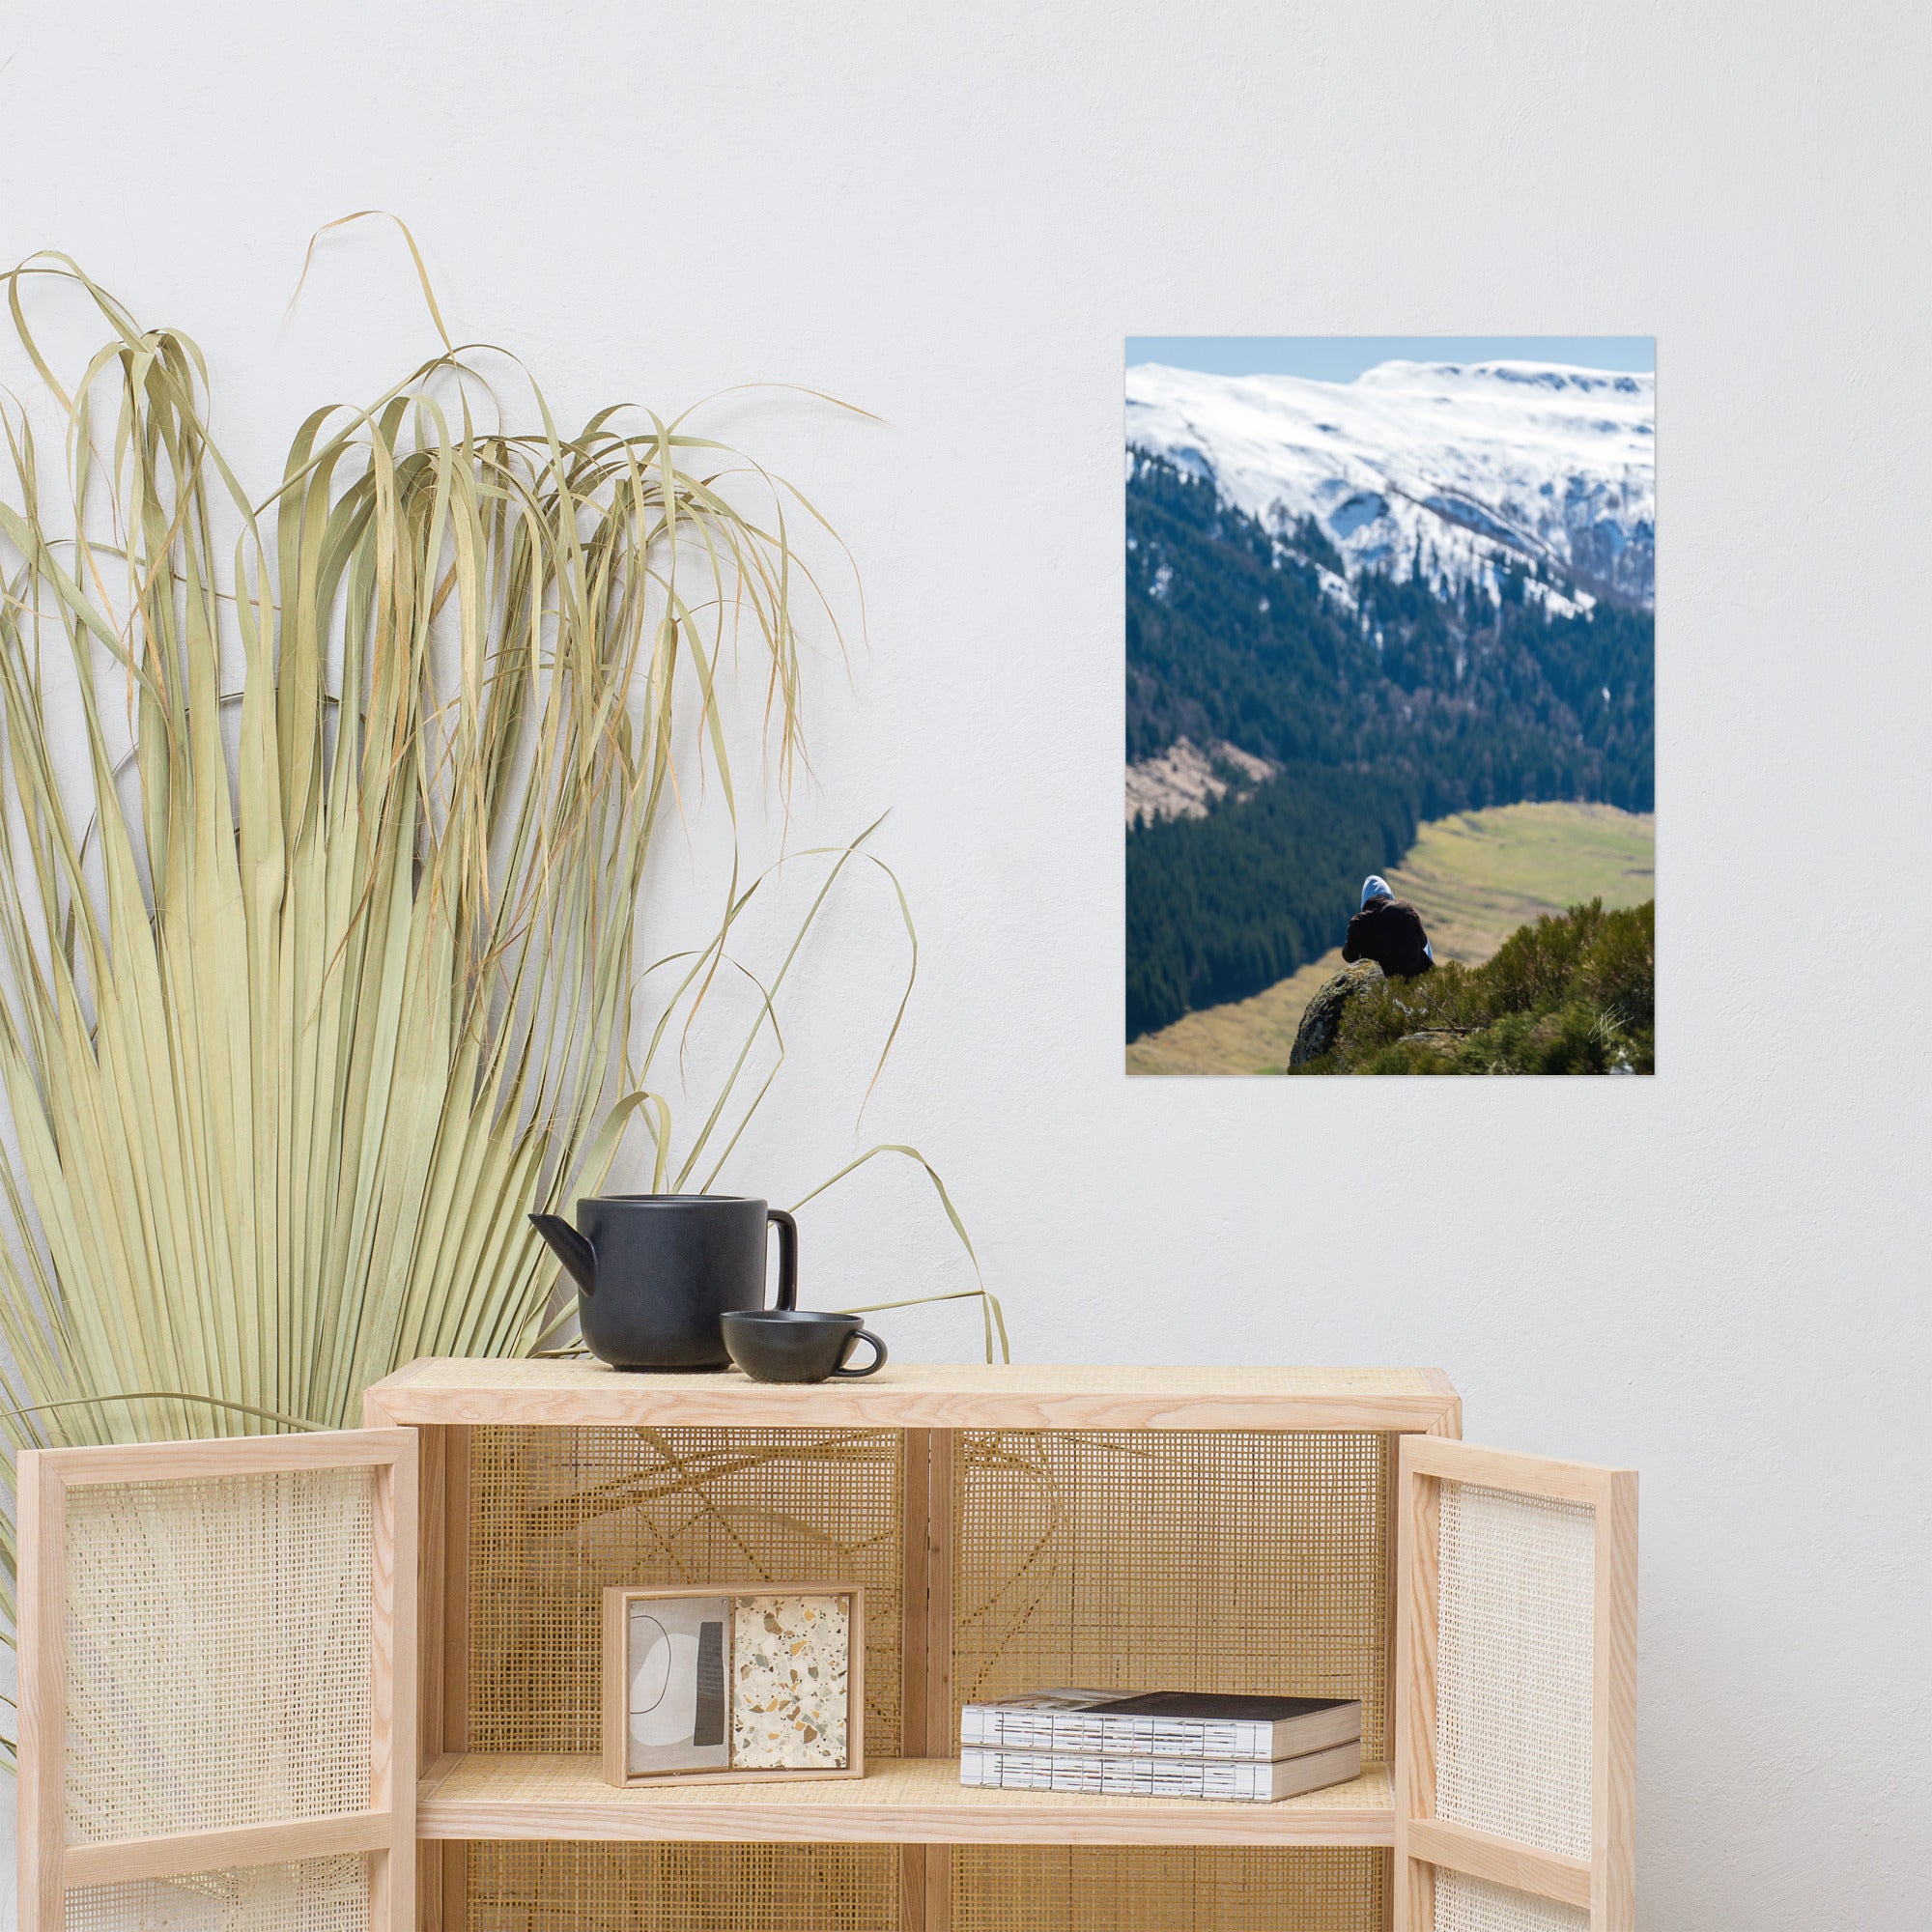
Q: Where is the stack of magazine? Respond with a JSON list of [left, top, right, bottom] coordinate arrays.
[[958, 1689, 1362, 1804]]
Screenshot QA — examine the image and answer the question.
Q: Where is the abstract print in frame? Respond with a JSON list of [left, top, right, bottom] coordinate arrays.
[[1125, 336, 1655, 1075]]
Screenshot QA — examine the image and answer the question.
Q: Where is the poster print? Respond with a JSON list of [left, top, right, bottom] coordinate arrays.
[[1124, 337, 1655, 1075]]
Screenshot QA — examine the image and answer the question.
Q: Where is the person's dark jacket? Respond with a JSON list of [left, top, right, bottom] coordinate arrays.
[[1343, 895, 1435, 979]]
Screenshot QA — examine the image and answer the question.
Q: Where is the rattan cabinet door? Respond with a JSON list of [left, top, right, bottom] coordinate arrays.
[[1394, 1439, 1636, 1932], [16, 1429, 417, 1932]]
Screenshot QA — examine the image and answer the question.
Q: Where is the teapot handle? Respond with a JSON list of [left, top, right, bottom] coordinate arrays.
[[767, 1208, 798, 1311]]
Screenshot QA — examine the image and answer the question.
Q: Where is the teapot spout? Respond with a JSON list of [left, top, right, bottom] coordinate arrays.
[[529, 1212, 598, 1295]]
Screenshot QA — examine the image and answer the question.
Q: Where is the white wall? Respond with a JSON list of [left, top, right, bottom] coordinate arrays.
[[5, 2, 1929, 1924]]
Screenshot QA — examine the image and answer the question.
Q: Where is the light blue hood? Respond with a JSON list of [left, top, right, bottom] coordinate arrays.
[[1360, 875, 1394, 909]]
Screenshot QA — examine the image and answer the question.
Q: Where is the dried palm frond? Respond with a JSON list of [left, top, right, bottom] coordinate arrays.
[[0, 239, 999, 1766]]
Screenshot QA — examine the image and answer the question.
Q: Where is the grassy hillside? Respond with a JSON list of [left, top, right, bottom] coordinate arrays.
[[1291, 898, 1654, 1075], [1126, 801, 1653, 1075], [1365, 801, 1655, 965]]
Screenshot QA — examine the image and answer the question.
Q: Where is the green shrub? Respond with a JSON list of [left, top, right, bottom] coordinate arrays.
[[1290, 899, 1654, 1075]]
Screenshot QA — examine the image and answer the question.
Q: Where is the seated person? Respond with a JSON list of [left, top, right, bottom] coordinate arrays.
[[1343, 875, 1435, 979]]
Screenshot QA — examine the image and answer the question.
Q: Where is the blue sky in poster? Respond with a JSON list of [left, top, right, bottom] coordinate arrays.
[[1125, 336, 1655, 382]]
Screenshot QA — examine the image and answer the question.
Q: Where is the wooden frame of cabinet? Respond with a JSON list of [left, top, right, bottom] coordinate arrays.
[[1394, 1435, 1638, 1932], [17, 1361, 1635, 1932], [14, 1429, 417, 1932]]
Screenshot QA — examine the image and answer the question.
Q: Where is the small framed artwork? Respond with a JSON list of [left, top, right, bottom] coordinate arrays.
[[601, 1583, 865, 1787]]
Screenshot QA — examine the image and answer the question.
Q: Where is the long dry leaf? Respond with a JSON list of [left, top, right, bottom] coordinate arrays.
[[0, 248, 997, 1769]]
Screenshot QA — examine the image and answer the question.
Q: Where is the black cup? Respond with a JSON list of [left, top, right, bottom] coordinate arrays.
[[721, 1310, 888, 1384]]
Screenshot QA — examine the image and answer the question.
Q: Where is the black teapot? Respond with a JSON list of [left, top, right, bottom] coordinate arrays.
[[529, 1194, 797, 1371]]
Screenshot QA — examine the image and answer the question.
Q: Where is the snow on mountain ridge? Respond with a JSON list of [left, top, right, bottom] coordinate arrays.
[[1126, 358, 1655, 609]]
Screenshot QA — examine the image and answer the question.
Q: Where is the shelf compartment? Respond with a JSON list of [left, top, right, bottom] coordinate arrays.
[[464, 1424, 907, 1758], [416, 1754, 1394, 1848], [952, 1843, 1389, 1932], [951, 1428, 1394, 1761]]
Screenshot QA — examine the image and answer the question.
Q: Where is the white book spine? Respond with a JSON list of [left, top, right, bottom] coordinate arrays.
[[958, 1709, 1278, 1761], [960, 1747, 1285, 1802]]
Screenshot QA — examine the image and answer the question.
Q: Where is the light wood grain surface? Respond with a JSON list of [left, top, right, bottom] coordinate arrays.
[[62, 1810, 391, 1888], [416, 1752, 1395, 1847], [364, 1358, 1461, 1433], [1406, 1817, 1592, 1910], [1594, 1469, 1640, 1932], [15, 1454, 65, 1932]]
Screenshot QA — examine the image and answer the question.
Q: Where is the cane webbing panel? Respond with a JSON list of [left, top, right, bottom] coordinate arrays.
[[468, 1426, 902, 1756], [1435, 1481, 1595, 1861], [466, 1841, 897, 1932], [952, 1847, 1387, 1931], [63, 1469, 375, 1842], [952, 1431, 1392, 1758], [1434, 1870, 1589, 1932], [63, 1855, 370, 1932]]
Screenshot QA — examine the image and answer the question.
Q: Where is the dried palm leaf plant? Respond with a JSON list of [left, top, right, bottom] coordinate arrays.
[[0, 235, 1001, 1764]]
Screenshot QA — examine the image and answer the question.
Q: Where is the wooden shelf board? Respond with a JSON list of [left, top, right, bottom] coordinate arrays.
[[416, 1754, 1395, 1848], [367, 1358, 1460, 1434]]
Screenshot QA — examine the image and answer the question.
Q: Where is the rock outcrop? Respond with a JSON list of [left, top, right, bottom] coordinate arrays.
[[1289, 960, 1383, 1067]]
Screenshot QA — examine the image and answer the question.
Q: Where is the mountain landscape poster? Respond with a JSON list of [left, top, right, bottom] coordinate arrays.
[[1124, 336, 1655, 1075]]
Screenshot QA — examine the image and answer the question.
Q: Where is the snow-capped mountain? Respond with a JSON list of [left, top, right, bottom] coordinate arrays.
[[1126, 359, 1654, 610]]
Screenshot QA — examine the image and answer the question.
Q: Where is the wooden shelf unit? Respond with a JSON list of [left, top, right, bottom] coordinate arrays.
[[15, 1359, 1635, 1932], [358, 1359, 1462, 1932]]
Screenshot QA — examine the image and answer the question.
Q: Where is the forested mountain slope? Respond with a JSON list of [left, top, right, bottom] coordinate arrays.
[[1125, 444, 1654, 1041]]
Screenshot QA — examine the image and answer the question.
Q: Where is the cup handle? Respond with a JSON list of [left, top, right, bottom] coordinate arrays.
[[832, 1328, 887, 1378], [767, 1208, 798, 1311]]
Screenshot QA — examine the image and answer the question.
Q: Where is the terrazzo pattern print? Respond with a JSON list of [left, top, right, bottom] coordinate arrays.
[[730, 1594, 851, 1769]]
